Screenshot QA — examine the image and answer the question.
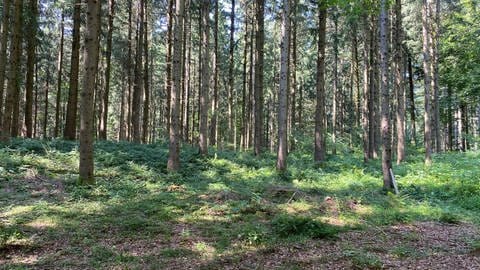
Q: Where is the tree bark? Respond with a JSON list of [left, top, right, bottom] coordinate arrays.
[[362, 11, 371, 163], [132, 0, 144, 143], [99, 0, 115, 140], [407, 51, 416, 145], [43, 68, 50, 139], [332, 9, 339, 155], [64, 0, 81, 140], [165, 0, 173, 136], [209, 0, 219, 146], [142, 0, 149, 143], [199, 0, 210, 155], [25, 0, 38, 138], [380, 0, 393, 189], [167, 0, 184, 171], [0, 0, 23, 142], [422, 0, 433, 165], [79, 0, 101, 184], [228, 0, 235, 145], [54, 14, 65, 138], [0, 0, 11, 124], [394, 0, 405, 164], [314, 2, 327, 163], [277, 0, 290, 171], [254, 0, 265, 155]]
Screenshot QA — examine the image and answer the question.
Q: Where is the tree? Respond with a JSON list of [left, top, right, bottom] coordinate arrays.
[[54, 13, 64, 138], [25, 0, 38, 138], [100, 0, 115, 140], [379, 0, 393, 189], [422, 0, 433, 165], [227, 0, 235, 145], [79, 0, 101, 184], [314, 1, 327, 163], [64, 0, 82, 140], [167, 0, 184, 171], [132, 0, 145, 143], [199, 0, 210, 156], [277, 0, 289, 171], [394, 0, 406, 164], [254, 0, 265, 156], [0, 0, 23, 142], [0, 0, 11, 124]]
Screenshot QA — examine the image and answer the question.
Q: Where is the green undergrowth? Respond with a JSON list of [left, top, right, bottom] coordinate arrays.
[[1, 138, 479, 268]]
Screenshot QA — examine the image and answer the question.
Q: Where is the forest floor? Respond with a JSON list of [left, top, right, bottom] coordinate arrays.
[[1, 139, 479, 269]]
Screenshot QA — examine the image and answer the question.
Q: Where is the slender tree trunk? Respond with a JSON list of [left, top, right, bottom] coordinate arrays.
[[407, 51, 416, 145], [241, 3, 249, 151], [34, 62, 38, 137], [228, 0, 235, 145], [99, 0, 115, 140], [165, 0, 173, 135], [394, 0, 406, 164], [277, 0, 289, 171], [254, 0, 265, 155], [447, 86, 453, 150], [332, 9, 339, 155], [142, 0, 149, 143], [199, 0, 210, 155], [132, 0, 144, 143], [79, 0, 101, 184], [24, 0, 38, 138], [380, 0, 393, 189], [167, 0, 184, 171], [0, 0, 23, 142], [183, 8, 191, 143], [362, 11, 371, 162], [64, 0, 81, 140], [432, 0, 441, 152], [43, 68, 50, 139], [209, 0, 219, 146], [0, 0, 11, 124], [422, 0, 433, 165], [290, 0, 298, 151], [314, 2, 327, 163], [54, 14, 65, 138]]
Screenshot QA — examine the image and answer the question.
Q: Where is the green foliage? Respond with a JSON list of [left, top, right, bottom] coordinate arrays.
[[343, 248, 383, 270], [1, 139, 480, 268], [271, 214, 339, 239]]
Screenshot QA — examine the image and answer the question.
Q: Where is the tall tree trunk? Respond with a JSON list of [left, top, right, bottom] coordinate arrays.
[[199, 0, 210, 155], [64, 0, 81, 140], [0, 0, 11, 124], [43, 68, 50, 139], [241, 3, 249, 151], [54, 14, 65, 138], [432, 0, 441, 152], [100, 0, 115, 140], [165, 0, 173, 136], [34, 62, 38, 137], [24, 0, 38, 138], [422, 0, 433, 165], [380, 0, 393, 189], [209, 0, 219, 146], [167, 0, 184, 171], [254, 0, 265, 155], [314, 2, 327, 163], [277, 0, 289, 171], [183, 6, 191, 143], [290, 0, 298, 151], [0, 0, 23, 142], [407, 51, 416, 145], [332, 9, 339, 155], [142, 0, 149, 143], [394, 0, 405, 164], [79, 0, 101, 184], [228, 0, 235, 145], [362, 11, 371, 162], [132, 0, 144, 143]]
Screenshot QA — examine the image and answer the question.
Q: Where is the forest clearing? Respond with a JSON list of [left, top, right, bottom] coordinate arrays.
[[1, 139, 480, 269], [1, 0, 480, 268]]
